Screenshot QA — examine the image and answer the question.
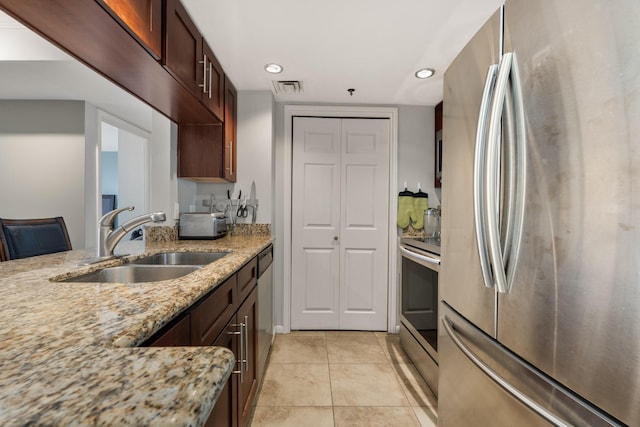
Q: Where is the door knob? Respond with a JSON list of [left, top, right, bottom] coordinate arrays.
[[333, 236, 339, 241]]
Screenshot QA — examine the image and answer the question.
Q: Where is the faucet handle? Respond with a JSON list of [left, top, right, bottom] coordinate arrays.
[[99, 206, 134, 227]]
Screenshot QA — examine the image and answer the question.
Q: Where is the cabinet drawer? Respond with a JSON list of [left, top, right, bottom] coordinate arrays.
[[237, 258, 257, 304], [147, 313, 190, 347], [191, 275, 238, 346]]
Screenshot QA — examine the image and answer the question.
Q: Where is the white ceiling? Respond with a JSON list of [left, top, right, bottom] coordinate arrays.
[[0, 0, 503, 112], [182, 0, 504, 105]]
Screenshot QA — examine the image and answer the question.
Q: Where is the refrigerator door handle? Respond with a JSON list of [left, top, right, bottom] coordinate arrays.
[[485, 52, 513, 294], [505, 53, 527, 289], [442, 315, 572, 427], [473, 63, 499, 289]]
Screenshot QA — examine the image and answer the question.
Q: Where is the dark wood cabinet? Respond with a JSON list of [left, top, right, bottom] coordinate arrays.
[[207, 286, 257, 427], [164, 0, 225, 121], [177, 76, 238, 182], [205, 318, 239, 427], [237, 258, 257, 306], [191, 275, 238, 346], [144, 255, 262, 427], [223, 76, 238, 183], [147, 313, 190, 346], [203, 41, 225, 120], [98, 0, 162, 59], [177, 124, 224, 181], [163, 0, 203, 100], [236, 288, 258, 427]]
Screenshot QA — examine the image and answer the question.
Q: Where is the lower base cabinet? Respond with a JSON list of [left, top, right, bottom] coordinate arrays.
[[205, 287, 257, 427], [236, 288, 258, 427], [148, 257, 259, 427], [205, 317, 238, 427]]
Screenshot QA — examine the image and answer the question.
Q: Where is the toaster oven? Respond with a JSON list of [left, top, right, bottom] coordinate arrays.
[[179, 213, 227, 240]]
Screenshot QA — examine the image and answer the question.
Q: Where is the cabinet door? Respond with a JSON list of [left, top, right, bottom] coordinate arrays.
[[237, 258, 257, 304], [147, 313, 190, 346], [99, 0, 162, 59], [205, 318, 239, 427], [164, 0, 203, 98], [178, 124, 224, 180], [191, 276, 238, 346], [223, 76, 237, 182], [237, 288, 258, 427], [202, 41, 225, 121]]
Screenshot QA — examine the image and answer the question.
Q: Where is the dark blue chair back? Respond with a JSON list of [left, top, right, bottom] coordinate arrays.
[[0, 217, 72, 261]]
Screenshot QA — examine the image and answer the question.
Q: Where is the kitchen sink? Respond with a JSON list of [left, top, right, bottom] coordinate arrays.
[[130, 251, 230, 266], [60, 265, 202, 283]]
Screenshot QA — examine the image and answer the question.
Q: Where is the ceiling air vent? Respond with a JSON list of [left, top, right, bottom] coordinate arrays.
[[272, 80, 304, 94]]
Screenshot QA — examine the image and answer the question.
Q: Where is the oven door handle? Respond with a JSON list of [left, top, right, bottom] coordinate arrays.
[[400, 245, 441, 266]]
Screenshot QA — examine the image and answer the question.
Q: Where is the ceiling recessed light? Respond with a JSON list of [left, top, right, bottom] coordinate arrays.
[[415, 68, 435, 79], [264, 63, 283, 74]]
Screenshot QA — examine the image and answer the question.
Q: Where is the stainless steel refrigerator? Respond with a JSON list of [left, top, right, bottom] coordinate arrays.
[[439, 0, 639, 425]]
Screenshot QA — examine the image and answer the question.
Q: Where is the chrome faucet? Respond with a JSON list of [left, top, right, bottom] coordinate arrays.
[[98, 207, 166, 258]]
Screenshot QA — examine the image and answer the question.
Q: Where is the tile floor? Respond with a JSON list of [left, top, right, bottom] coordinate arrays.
[[250, 331, 438, 427]]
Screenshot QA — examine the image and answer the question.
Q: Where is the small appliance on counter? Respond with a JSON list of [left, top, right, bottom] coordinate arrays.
[[178, 213, 227, 240]]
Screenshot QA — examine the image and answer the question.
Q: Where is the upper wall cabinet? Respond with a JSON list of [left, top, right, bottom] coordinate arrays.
[[203, 41, 225, 121], [164, 0, 203, 99], [164, 0, 224, 121], [97, 0, 163, 59], [177, 76, 236, 182]]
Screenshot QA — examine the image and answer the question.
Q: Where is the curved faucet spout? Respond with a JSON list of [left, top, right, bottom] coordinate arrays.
[[98, 208, 166, 258]]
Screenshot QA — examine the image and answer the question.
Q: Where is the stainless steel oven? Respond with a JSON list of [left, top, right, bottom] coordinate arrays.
[[399, 237, 440, 396]]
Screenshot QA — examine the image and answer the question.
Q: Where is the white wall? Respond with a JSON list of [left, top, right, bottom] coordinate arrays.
[[0, 100, 87, 248], [178, 91, 275, 225], [116, 127, 148, 227], [149, 110, 177, 223]]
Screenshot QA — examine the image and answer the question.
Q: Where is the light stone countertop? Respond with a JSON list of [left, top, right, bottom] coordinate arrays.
[[0, 233, 273, 426]]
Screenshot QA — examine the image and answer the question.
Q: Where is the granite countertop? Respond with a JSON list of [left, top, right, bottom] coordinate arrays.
[[0, 233, 273, 426]]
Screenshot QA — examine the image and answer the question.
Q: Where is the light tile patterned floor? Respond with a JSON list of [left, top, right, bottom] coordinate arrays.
[[251, 331, 437, 427]]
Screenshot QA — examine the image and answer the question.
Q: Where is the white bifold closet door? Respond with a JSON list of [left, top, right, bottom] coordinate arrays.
[[291, 117, 390, 330]]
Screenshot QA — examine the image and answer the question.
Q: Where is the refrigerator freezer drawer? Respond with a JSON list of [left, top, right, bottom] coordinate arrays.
[[438, 303, 622, 427]]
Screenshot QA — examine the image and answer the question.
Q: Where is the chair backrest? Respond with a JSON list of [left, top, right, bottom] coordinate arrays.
[[0, 217, 72, 261]]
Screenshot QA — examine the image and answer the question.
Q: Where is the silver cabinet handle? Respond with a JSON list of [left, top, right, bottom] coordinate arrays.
[[208, 62, 213, 99], [399, 245, 440, 266], [485, 52, 513, 294], [228, 323, 244, 382], [243, 315, 249, 372], [474, 63, 498, 289], [199, 54, 207, 93], [227, 142, 233, 176], [441, 316, 571, 427]]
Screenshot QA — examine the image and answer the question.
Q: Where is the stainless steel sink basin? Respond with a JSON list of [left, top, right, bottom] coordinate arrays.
[[130, 251, 229, 266], [60, 265, 202, 283]]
